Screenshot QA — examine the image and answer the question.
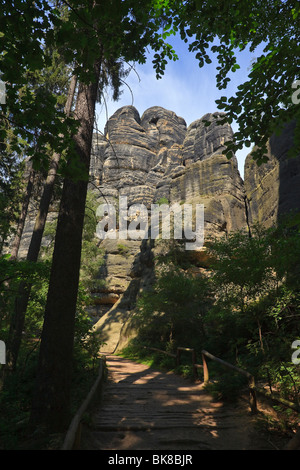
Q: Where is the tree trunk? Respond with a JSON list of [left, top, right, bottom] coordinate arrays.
[[29, 59, 100, 433], [5, 76, 77, 373], [27, 74, 77, 263], [9, 166, 35, 261]]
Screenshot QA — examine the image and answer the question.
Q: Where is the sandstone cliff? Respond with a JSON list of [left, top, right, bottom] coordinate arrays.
[[13, 105, 300, 353], [244, 120, 300, 229], [90, 107, 300, 352], [90, 106, 247, 351]]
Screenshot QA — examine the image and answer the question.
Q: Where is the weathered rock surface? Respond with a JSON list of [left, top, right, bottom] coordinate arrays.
[[13, 105, 300, 351], [244, 120, 300, 229], [90, 107, 187, 324], [169, 153, 247, 240], [91, 109, 300, 351], [182, 112, 233, 166], [91, 106, 247, 348]]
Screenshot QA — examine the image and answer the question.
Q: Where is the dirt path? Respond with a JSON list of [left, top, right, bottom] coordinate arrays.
[[81, 355, 282, 450]]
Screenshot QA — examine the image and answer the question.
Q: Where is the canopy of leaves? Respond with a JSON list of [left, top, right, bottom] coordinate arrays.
[[167, 0, 300, 163], [0, 0, 179, 176]]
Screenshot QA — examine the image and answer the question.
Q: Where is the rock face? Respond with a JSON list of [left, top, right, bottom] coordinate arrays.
[[95, 106, 247, 241], [182, 112, 234, 166], [98, 105, 187, 208], [89, 106, 190, 327], [90, 107, 300, 352], [244, 120, 300, 229], [90, 106, 249, 351], [14, 105, 300, 353]]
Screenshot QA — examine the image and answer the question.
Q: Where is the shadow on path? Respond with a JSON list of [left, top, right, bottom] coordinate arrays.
[[81, 355, 274, 450]]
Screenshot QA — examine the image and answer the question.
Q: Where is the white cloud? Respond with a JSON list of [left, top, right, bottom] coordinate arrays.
[[95, 41, 261, 178]]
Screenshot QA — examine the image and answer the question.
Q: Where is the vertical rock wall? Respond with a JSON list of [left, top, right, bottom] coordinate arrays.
[[244, 120, 300, 228], [13, 105, 300, 352], [91, 106, 248, 351]]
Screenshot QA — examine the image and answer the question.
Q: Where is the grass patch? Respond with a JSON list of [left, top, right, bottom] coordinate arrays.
[[118, 340, 196, 380]]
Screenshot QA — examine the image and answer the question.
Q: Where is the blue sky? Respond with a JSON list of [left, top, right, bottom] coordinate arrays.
[[95, 35, 265, 179]]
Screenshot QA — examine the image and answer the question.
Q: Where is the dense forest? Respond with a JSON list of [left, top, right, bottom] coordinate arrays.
[[0, 0, 300, 450]]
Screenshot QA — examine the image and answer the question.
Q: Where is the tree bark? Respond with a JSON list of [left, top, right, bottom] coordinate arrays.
[[9, 166, 35, 261], [29, 59, 101, 433], [26, 74, 77, 263], [5, 75, 77, 373]]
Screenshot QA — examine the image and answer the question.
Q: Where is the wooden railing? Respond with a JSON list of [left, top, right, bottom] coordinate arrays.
[[143, 345, 300, 416], [61, 347, 300, 450], [61, 356, 106, 450], [200, 349, 257, 413]]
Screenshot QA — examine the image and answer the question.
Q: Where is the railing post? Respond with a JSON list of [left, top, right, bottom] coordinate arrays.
[[202, 352, 209, 384], [248, 375, 257, 414], [192, 349, 197, 379], [176, 348, 181, 367], [73, 422, 82, 450]]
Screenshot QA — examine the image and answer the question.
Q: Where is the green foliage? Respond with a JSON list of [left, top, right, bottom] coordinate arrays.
[[207, 225, 279, 312], [2, 0, 300, 442], [205, 371, 248, 402], [0, 349, 40, 449], [0, 0, 180, 178], [0, 2, 77, 174], [73, 283, 105, 372], [126, 216, 300, 413], [205, 218, 300, 404], [0, 255, 51, 338], [170, 0, 300, 164], [134, 262, 213, 352], [117, 243, 130, 257], [41, 190, 105, 291], [0, 256, 103, 449], [0, 132, 26, 252], [0, 252, 102, 359], [155, 197, 170, 205], [0, 189, 105, 447], [80, 191, 105, 291], [0, 291, 102, 450]]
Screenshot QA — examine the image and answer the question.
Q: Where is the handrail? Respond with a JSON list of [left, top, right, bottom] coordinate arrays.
[[62, 347, 299, 450], [201, 350, 300, 414], [201, 349, 253, 379], [61, 356, 106, 450], [142, 346, 176, 358], [143, 345, 300, 416], [200, 349, 257, 413]]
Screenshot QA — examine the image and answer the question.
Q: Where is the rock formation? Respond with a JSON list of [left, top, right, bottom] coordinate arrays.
[[13, 105, 300, 353], [244, 120, 300, 229], [89, 107, 300, 352], [89, 106, 247, 351]]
